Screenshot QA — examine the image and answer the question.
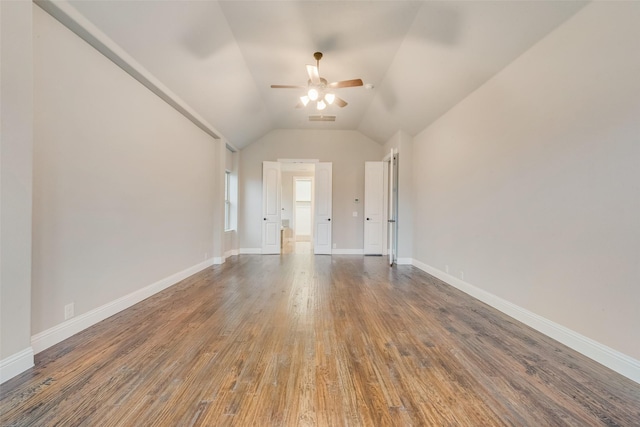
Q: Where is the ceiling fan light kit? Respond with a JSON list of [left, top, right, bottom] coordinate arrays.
[[301, 84, 334, 110], [271, 52, 364, 112]]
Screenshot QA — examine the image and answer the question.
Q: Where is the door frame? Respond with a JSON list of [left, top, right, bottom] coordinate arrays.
[[383, 149, 398, 265], [262, 159, 329, 254]]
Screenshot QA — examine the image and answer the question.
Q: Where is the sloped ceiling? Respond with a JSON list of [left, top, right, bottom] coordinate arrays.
[[52, 1, 586, 149]]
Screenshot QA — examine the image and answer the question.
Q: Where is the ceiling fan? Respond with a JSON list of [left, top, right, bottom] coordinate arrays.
[[271, 52, 363, 111]]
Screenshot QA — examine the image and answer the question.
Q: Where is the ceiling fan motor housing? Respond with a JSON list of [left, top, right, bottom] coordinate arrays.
[[271, 51, 362, 110]]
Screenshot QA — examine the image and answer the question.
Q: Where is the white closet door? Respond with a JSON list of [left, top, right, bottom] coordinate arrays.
[[262, 161, 281, 254], [313, 162, 332, 255], [388, 149, 396, 266], [364, 161, 384, 255]]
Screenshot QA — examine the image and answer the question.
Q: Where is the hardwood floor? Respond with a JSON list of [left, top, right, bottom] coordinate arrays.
[[1, 255, 639, 426]]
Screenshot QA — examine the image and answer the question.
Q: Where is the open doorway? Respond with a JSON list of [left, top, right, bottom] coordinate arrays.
[[280, 162, 315, 254], [262, 160, 332, 255], [293, 178, 313, 253]]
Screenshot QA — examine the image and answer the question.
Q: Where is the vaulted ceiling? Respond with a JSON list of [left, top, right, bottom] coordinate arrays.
[[52, 1, 586, 149]]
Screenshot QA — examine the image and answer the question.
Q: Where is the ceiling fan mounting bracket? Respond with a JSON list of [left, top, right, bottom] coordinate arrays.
[[313, 52, 323, 62]]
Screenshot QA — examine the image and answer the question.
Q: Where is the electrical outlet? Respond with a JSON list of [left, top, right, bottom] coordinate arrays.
[[64, 303, 75, 320], [333, 243, 337, 249], [460, 271, 464, 280], [445, 265, 449, 273], [204, 252, 209, 260], [353, 211, 358, 217]]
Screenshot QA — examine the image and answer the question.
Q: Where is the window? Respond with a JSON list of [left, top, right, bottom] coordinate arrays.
[[224, 170, 231, 231]]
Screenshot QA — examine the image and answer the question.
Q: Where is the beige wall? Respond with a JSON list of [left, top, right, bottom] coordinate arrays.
[[411, 2, 640, 360], [0, 0, 34, 368], [31, 7, 221, 334], [238, 129, 383, 251], [3, 0, 636, 386]]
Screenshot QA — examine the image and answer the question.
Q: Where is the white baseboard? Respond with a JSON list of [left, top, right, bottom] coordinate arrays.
[[224, 249, 239, 259], [238, 248, 368, 256], [396, 257, 413, 265], [410, 259, 640, 384], [333, 249, 364, 255], [213, 249, 240, 265], [31, 258, 215, 355], [239, 248, 261, 254], [0, 347, 34, 384]]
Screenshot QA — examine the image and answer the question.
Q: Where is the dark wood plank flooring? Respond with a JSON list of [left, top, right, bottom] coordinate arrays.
[[1, 255, 639, 426]]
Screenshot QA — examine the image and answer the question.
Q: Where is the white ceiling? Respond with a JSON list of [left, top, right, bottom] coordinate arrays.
[[60, 0, 586, 149]]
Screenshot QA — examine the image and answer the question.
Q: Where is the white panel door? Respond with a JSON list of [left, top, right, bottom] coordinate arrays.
[[364, 161, 384, 255], [314, 162, 332, 255], [262, 161, 281, 254], [388, 149, 397, 266]]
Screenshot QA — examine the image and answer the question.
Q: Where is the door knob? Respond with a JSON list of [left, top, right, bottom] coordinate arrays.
[[328, 218, 331, 221], [366, 218, 370, 221], [263, 218, 267, 220]]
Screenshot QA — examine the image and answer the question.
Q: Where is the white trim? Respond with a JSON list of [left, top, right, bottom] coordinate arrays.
[[382, 147, 397, 162], [396, 257, 413, 265], [410, 259, 640, 384], [213, 257, 224, 265], [277, 158, 319, 164], [31, 258, 214, 354], [332, 249, 364, 255], [0, 347, 35, 384], [239, 248, 262, 254], [224, 249, 239, 259]]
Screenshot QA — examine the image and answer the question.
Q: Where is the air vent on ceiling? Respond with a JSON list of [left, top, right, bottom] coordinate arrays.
[[309, 115, 336, 122]]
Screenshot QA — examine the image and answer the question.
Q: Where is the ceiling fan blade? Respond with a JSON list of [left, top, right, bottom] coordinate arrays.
[[271, 84, 305, 89], [306, 65, 321, 85], [334, 96, 348, 108], [327, 79, 364, 89]]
